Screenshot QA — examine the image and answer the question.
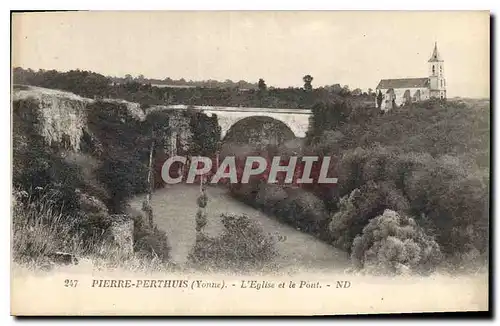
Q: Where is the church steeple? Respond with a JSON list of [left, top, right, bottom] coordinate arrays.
[[428, 42, 443, 62], [428, 42, 446, 99]]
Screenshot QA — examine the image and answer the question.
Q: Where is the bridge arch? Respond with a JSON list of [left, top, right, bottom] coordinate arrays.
[[201, 109, 311, 139], [222, 116, 295, 146]]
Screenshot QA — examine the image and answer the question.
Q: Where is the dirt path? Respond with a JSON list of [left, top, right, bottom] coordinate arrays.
[[129, 185, 349, 272]]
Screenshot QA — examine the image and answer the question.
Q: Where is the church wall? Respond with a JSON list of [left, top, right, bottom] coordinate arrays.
[[430, 77, 439, 90], [376, 87, 430, 111], [430, 90, 447, 99], [421, 88, 430, 100]]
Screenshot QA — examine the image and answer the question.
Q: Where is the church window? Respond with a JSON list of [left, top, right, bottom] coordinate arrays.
[[432, 65, 435, 74], [440, 66, 443, 74]]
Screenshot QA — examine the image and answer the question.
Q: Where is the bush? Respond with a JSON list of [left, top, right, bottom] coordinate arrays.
[[97, 157, 149, 213], [255, 184, 288, 209], [132, 215, 171, 263], [328, 181, 410, 252], [238, 182, 331, 238], [187, 111, 221, 157], [275, 188, 330, 235], [228, 177, 263, 204], [307, 100, 352, 144], [187, 214, 278, 272], [332, 144, 489, 260], [255, 184, 331, 236], [335, 147, 370, 197], [12, 129, 86, 216], [403, 159, 489, 255], [86, 99, 147, 158], [351, 209, 442, 275]]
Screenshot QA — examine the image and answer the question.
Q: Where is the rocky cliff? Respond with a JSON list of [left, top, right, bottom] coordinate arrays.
[[12, 85, 165, 263]]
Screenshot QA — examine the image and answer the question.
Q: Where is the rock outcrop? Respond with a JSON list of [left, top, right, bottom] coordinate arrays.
[[12, 84, 145, 153]]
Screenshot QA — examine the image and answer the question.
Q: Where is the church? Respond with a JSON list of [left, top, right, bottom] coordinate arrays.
[[375, 42, 447, 111]]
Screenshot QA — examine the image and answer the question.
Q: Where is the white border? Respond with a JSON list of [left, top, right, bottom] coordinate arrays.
[[3, 1, 498, 10], [2, 1, 497, 324]]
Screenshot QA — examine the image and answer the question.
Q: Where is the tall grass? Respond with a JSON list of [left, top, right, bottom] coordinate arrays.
[[12, 189, 174, 273], [12, 189, 88, 265]]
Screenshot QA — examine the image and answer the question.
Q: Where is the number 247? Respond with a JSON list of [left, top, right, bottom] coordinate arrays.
[[64, 279, 78, 288]]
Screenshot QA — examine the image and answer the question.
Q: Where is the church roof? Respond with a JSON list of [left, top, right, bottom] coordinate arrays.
[[376, 77, 429, 89], [428, 42, 443, 62]]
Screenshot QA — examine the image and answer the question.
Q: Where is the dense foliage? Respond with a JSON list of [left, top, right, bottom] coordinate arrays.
[[13, 67, 373, 109], [351, 209, 442, 275], [110, 74, 259, 90], [187, 110, 222, 157], [13, 67, 111, 99], [187, 214, 278, 272], [228, 98, 490, 272], [321, 99, 488, 267]]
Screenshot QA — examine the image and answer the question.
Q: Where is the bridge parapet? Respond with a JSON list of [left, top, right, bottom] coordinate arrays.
[[164, 104, 312, 115], [157, 104, 312, 139]]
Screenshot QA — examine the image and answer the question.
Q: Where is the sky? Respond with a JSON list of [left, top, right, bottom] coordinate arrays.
[[12, 11, 490, 98]]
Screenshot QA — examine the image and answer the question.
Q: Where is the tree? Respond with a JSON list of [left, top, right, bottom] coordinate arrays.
[[352, 88, 362, 96], [303, 75, 313, 91], [340, 85, 351, 96], [306, 100, 351, 144], [195, 182, 208, 236], [98, 157, 148, 214], [351, 209, 442, 275], [144, 134, 155, 227], [188, 112, 222, 157], [143, 111, 171, 226], [258, 78, 267, 92], [376, 90, 383, 109], [331, 84, 342, 94], [257, 78, 268, 106]]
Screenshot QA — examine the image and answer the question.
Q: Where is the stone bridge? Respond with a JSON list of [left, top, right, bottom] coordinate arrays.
[[165, 105, 312, 138]]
